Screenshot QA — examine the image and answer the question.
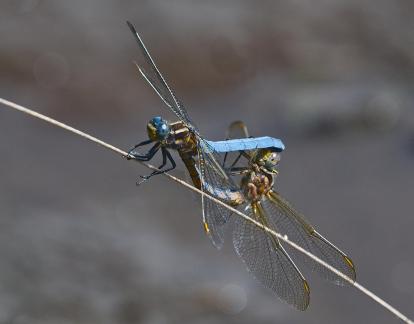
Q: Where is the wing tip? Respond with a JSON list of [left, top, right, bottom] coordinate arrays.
[[343, 255, 357, 282], [283, 279, 311, 311], [132, 60, 143, 72], [299, 279, 311, 311], [126, 20, 135, 32], [203, 221, 210, 234]]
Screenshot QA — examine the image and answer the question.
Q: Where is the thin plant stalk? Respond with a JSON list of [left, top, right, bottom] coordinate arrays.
[[0, 97, 412, 324]]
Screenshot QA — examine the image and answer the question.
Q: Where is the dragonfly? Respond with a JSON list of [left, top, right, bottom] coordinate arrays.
[[125, 21, 285, 249], [223, 121, 356, 310]]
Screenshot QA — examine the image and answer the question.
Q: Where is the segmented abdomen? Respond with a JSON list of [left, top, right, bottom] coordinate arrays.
[[179, 149, 244, 206], [179, 151, 202, 190]]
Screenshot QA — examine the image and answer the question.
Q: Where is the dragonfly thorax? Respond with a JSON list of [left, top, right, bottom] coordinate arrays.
[[241, 168, 273, 202], [147, 116, 170, 141]]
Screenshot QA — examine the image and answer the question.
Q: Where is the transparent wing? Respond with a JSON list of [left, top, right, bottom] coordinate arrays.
[[128, 22, 244, 248], [127, 21, 196, 129], [262, 191, 356, 285], [226, 120, 250, 139], [200, 192, 232, 249], [198, 140, 244, 249], [233, 202, 310, 310], [223, 120, 254, 167]]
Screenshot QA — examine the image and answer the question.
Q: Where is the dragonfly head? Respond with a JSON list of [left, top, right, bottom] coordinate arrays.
[[147, 116, 170, 141], [253, 148, 281, 174]]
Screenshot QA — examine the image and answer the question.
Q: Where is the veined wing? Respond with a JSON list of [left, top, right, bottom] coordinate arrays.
[[262, 191, 356, 285], [233, 202, 310, 310], [127, 21, 196, 130], [197, 140, 244, 249], [206, 136, 285, 153], [226, 120, 250, 139], [128, 22, 242, 248]]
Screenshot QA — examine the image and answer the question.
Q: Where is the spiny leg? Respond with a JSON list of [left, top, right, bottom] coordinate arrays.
[[164, 149, 177, 172], [223, 120, 252, 167], [230, 151, 243, 168], [223, 151, 240, 168], [137, 147, 166, 185], [228, 166, 250, 176], [127, 139, 153, 159], [224, 150, 250, 169], [137, 148, 177, 185], [223, 151, 229, 168], [128, 142, 160, 161]]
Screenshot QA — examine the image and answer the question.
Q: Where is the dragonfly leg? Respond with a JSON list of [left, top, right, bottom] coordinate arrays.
[[128, 142, 160, 161], [126, 139, 153, 159], [223, 120, 253, 168], [137, 148, 177, 185], [224, 150, 250, 169], [222, 152, 229, 168], [228, 166, 250, 176], [229, 151, 243, 168], [223, 151, 241, 168]]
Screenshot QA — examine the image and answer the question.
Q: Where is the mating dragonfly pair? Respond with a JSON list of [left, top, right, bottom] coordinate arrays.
[[126, 21, 356, 310]]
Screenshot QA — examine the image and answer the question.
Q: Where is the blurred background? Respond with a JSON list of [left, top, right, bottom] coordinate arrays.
[[1, 0, 414, 323]]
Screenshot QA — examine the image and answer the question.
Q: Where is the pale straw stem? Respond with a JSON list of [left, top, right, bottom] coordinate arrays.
[[0, 97, 412, 324]]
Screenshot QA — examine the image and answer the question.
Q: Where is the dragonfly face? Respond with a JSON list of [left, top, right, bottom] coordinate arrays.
[[147, 116, 170, 142], [253, 148, 281, 174]]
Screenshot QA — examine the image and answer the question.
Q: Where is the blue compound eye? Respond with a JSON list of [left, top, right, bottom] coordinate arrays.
[[157, 122, 169, 137], [152, 116, 162, 124], [149, 116, 170, 140]]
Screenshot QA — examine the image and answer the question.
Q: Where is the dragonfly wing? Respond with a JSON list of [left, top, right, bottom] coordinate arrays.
[[263, 191, 356, 285], [198, 140, 243, 249], [233, 203, 310, 310], [226, 120, 250, 139], [128, 22, 243, 247], [201, 191, 232, 249], [127, 21, 196, 129], [136, 64, 174, 110]]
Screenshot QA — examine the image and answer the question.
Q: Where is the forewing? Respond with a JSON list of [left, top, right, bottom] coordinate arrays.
[[226, 120, 250, 139], [198, 140, 243, 249], [263, 191, 356, 285], [201, 193, 232, 249], [222, 120, 254, 168], [127, 21, 196, 128], [233, 203, 310, 311]]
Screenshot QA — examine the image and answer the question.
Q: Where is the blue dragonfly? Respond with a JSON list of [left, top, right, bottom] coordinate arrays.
[[126, 21, 284, 248], [222, 121, 356, 310]]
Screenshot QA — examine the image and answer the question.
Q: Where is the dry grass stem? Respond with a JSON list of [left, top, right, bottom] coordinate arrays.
[[1, 97, 412, 324]]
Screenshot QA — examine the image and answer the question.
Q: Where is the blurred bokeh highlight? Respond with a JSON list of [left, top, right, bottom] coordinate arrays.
[[1, 1, 414, 323]]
